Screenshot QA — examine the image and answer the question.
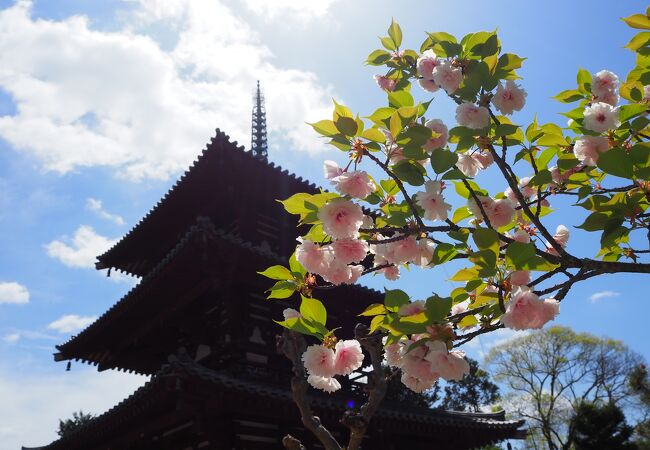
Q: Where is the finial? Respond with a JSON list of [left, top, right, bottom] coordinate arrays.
[[251, 80, 268, 160]]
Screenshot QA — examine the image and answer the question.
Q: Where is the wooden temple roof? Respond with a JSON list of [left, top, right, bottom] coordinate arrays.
[[34, 351, 525, 450], [96, 129, 320, 277], [55, 217, 383, 375]]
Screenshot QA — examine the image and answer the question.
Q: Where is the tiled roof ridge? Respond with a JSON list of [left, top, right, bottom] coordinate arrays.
[[97, 128, 320, 267]]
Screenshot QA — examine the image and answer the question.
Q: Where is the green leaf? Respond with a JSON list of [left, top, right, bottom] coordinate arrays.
[[300, 295, 327, 326], [388, 19, 402, 48], [597, 147, 634, 179], [619, 103, 648, 123], [392, 160, 425, 186], [289, 252, 306, 276], [623, 14, 650, 30], [505, 242, 536, 269], [388, 90, 414, 108], [497, 53, 526, 71], [472, 228, 499, 250], [359, 303, 387, 316], [431, 243, 458, 265], [332, 99, 353, 118], [577, 68, 592, 94], [625, 32, 650, 51], [258, 265, 292, 280], [385, 288, 410, 310], [426, 295, 453, 321], [430, 148, 459, 174], [494, 123, 520, 136], [309, 120, 339, 136], [267, 280, 297, 299], [279, 193, 313, 215], [275, 317, 322, 339], [366, 49, 392, 66], [577, 212, 611, 231], [380, 35, 397, 51], [380, 179, 399, 195], [362, 127, 386, 143], [553, 89, 584, 103], [335, 116, 359, 137]]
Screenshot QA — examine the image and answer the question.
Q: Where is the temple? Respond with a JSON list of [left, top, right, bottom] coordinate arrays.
[[28, 86, 525, 450]]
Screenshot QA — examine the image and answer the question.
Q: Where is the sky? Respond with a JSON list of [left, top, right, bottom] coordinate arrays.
[[0, 0, 649, 448]]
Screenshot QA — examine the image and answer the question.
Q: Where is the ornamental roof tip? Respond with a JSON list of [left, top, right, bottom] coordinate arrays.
[[96, 127, 319, 267]]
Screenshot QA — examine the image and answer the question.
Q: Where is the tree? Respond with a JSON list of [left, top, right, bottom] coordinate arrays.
[[57, 410, 95, 437], [440, 357, 500, 412], [261, 8, 650, 450], [486, 326, 643, 450], [630, 365, 650, 448], [570, 402, 636, 450]]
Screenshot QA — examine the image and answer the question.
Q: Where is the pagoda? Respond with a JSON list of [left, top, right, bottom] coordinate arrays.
[[27, 85, 525, 450]]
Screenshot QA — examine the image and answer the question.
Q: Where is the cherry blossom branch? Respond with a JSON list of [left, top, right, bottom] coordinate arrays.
[[363, 149, 426, 229], [528, 266, 571, 288], [277, 331, 342, 450], [454, 323, 503, 347], [461, 178, 494, 229], [343, 324, 388, 450]]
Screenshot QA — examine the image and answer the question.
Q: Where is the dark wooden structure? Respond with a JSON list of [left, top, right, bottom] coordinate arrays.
[[31, 130, 525, 449]]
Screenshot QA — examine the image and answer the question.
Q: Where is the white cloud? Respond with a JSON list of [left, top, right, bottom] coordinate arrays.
[[0, 1, 336, 181], [86, 198, 125, 225], [0, 281, 29, 305], [2, 333, 20, 344], [240, 0, 341, 21], [45, 225, 117, 269], [589, 290, 620, 302], [0, 366, 147, 450], [47, 315, 98, 334]]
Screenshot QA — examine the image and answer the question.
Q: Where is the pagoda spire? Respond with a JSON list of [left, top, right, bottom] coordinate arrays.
[[251, 80, 268, 160]]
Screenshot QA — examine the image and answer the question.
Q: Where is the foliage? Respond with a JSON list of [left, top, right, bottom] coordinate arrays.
[[259, 7, 650, 450], [57, 410, 95, 437], [630, 365, 650, 449], [570, 402, 637, 450], [486, 326, 643, 450], [440, 357, 500, 412]]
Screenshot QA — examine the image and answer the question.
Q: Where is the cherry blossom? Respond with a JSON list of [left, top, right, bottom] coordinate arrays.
[[283, 308, 302, 320], [583, 102, 620, 133], [501, 287, 560, 330], [295, 239, 334, 274], [319, 199, 365, 239], [456, 102, 490, 129], [457, 153, 482, 177], [307, 375, 341, 393], [415, 180, 452, 221], [423, 119, 449, 151], [331, 238, 369, 264], [331, 170, 375, 199], [573, 135, 609, 166], [333, 339, 364, 375], [431, 60, 463, 94], [398, 300, 426, 317], [491, 80, 527, 115], [302, 344, 336, 377], [374, 74, 396, 92]]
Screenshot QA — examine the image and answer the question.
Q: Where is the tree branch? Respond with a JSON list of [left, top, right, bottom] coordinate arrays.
[[277, 331, 342, 450]]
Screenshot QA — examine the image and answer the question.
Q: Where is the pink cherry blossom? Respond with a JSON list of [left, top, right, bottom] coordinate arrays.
[[323, 160, 343, 180], [415, 238, 435, 267], [468, 196, 495, 223], [451, 300, 470, 316], [331, 238, 368, 264], [302, 344, 336, 377], [583, 102, 620, 133], [321, 262, 363, 285], [592, 70, 619, 99], [384, 340, 405, 368], [295, 239, 334, 274], [553, 225, 570, 247], [416, 49, 440, 80], [424, 340, 470, 381], [423, 119, 449, 151], [501, 287, 560, 330], [398, 300, 426, 317], [415, 180, 452, 222], [512, 229, 531, 243], [374, 74, 396, 92], [307, 375, 341, 393], [573, 135, 609, 166], [457, 153, 482, 177], [598, 90, 618, 107], [473, 150, 494, 169], [491, 80, 527, 115], [283, 308, 302, 320], [518, 176, 536, 198], [644, 85, 650, 102], [319, 199, 365, 239], [510, 270, 531, 286], [490, 199, 516, 228], [390, 236, 420, 264], [401, 371, 438, 393], [333, 339, 364, 375], [418, 78, 439, 92], [380, 264, 400, 281], [432, 60, 463, 94], [456, 102, 490, 129], [332, 170, 375, 199]]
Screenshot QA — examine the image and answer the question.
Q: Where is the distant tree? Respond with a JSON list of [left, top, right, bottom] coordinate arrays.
[[57, 410, 94, 437], [570, 402, 636, 450], [440, 357, 500, 412], [630, 365, 650, 449], [486, 326, 643, 450]]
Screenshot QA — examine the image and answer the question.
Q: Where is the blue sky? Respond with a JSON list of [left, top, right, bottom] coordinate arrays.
[[0, 0, 648, 448]]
